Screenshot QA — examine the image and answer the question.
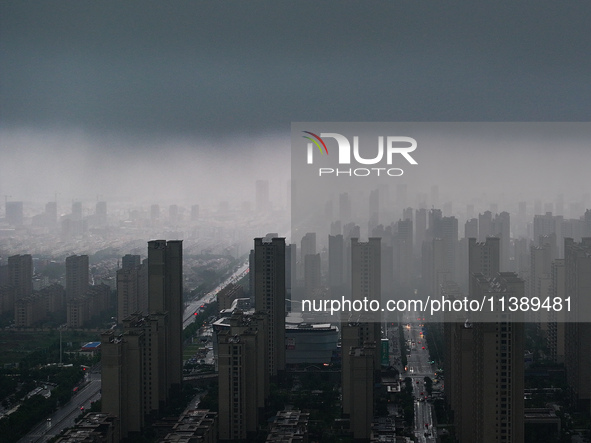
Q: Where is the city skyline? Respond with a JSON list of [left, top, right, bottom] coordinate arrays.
[[2, 2, 591, 208], [1, 2, 591, 442]]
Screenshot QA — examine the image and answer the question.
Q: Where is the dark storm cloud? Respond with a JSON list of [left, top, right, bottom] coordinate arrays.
[[1, 1, 591, 139]]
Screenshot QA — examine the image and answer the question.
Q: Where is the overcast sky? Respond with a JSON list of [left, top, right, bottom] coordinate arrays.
[[1, 1, 590, 205]]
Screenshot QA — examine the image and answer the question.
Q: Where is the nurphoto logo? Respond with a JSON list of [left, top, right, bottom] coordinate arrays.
[[303, 131, 418, 177]]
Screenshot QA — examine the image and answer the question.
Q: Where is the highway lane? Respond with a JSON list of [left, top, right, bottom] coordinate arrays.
[[20, 261, 248, 442], [403, 317, 437, 443], [19, 374, 101, 443], [15, 258, 248, 443], [183, 261, 249, 329]]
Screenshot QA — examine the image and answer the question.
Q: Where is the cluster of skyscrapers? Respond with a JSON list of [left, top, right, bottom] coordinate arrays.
[[0, 253, 110, 328], [101, 240, 183, 440], [2, 185, 591, 442]]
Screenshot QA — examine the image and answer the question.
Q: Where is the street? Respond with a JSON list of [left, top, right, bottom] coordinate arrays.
[[403, 317, 438, 443], [183, 261, 249, 329], [18, 370, 102, 443]]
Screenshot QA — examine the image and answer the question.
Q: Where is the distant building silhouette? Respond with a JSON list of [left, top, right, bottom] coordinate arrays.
[[95, 201, 107, 227], [303, 253, 321, 297], [5, 201, 23, 226], [328, 234, 344, 292], [71, 201, 82, 221], [256, 179, 270, 213], [492, 211, 511, 270], [468, 237, 500, 283], [478, 210, 492, 242], [8, 254, 32, 300], [45, 201, 57, 227], [150, 204, 160, 224], [191, 204, 200, 221], [393, 218, 413, 288]]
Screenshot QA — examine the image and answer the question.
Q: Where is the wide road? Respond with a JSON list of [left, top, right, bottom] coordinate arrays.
[[403, 316, 437, 443], [19, 370, 102, 443], [183, 261, 249, 329], [20, 263, 248, 442]]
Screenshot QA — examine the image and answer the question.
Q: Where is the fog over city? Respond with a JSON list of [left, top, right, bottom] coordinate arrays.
[[0, 128, 290, 207], [2, 124, 590, 213], [2, 2, 590, 218], [1, 3, 591, 442]]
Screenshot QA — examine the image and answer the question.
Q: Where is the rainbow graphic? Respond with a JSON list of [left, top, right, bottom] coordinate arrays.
[[302, 131, 328, 155]]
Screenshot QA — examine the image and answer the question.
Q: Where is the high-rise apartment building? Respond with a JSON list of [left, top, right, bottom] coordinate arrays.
[[530, 243, 552, 300], [303, 253, 321, 296], [348, 347, 375, 441], [342, 237, 381, 431], [217, 311, 268, 441], [101, 323, 145, 440], [148, 240, 183, 389], [117, 255, 148, 322], [468, 237, 500, 288], [102, 240, 183, 439], [415, 208, 427, 256], [548, 259, 566, 364], [478, 211, 493, 241], [447, 273, 525, 443], [393, 219, 413, 288], [8, 254, 32, 300], [583, 210, 591, 237], [254, 236, 286, 377], [564, 238, 591, 410], [534, 212, 564, 257], [492, 211, 511, 270], [465, 218, 478, 240], [122, 254, 140, 269], [351, 238, 381, 305], [66, 255, 89, 300], [328, 234, 344, 292], [445, 237, 526, 442], [300, 232, 316, 260], [285, 243, 296, 305], [423, 237, 453, 298]]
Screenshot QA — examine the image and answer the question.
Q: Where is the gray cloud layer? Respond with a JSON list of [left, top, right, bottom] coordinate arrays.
[[2, 1, 591, 139]]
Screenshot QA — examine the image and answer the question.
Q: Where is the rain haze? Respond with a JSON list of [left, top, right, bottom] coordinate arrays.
[[1, 1, 590, 213], [2, 4, 591, 442]]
